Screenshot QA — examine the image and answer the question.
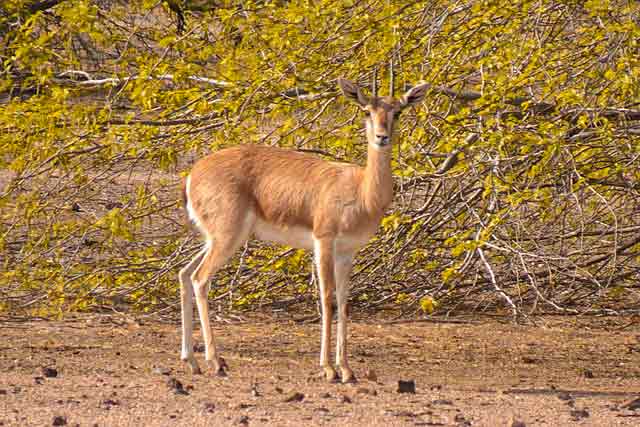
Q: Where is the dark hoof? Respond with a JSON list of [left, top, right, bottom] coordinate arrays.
[[209, 357, 228, 377], [342, 374, 358, 384], [182, 357, 201, 375], [322, 366, 339, 383], [340, 367, 357, 384]]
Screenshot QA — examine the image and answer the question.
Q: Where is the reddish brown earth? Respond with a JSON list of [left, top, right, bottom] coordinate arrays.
[[1, 315, 640, 426]]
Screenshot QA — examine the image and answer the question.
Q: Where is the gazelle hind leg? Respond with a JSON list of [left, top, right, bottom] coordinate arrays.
[[192, 213, 254, 376], [179, 247, 207, 374]]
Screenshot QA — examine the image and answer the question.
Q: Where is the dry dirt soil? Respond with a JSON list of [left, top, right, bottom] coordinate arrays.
[[1, 315, 640, 427]]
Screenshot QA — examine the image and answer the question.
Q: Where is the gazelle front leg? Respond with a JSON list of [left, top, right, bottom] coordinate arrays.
[[314, 236, 338, 382], [335, 252, 355, 383]]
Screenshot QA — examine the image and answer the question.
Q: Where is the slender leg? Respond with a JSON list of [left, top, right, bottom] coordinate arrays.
[[179, 247, 207, 374], [191, 236, 244, 376], [314, 236, 338, 382], [335, 252, 355, 383]]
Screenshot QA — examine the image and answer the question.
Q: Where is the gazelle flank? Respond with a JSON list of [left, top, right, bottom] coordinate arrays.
[[179, 78, 429, 383]]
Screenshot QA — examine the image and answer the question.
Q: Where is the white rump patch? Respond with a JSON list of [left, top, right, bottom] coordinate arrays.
[[185, 175, 205, 233]]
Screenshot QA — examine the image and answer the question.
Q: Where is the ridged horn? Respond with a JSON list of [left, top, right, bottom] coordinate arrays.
[[371, 67, 377, 98], [389, 59, 395, 97]]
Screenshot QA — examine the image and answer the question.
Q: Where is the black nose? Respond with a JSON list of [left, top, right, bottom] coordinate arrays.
[[377, 135, 389, 144]]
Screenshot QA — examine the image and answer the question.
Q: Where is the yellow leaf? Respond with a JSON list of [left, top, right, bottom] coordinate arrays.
[[419, 296, 439, 314]]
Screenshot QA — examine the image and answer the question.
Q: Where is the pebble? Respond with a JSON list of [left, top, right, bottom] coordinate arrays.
[[397, 379, 416, 394], [283, 392, 304, 403], [52, 416, 67, 426], [42, 367, 58, 378]]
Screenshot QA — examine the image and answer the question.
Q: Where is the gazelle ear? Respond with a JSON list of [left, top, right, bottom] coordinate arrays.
[[337, 78, 369, 107], [400, 82, 429, 108]]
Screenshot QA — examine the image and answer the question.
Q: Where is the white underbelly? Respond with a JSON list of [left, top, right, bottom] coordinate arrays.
[[253, 218, 314, 250], [252, 217, 377, 254]]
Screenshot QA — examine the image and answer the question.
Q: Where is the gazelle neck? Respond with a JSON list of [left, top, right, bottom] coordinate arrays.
[[361, 141, 393, 214]]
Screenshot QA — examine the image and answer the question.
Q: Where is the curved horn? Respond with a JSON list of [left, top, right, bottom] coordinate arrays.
[[371, 67, 377, 98], [389, 59, 395, 97]]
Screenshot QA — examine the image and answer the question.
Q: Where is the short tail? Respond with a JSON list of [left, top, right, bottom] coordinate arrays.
[[181, 176, 190, 224]]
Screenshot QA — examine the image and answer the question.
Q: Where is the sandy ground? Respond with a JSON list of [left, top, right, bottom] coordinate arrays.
[[1, 315, 640, 426]]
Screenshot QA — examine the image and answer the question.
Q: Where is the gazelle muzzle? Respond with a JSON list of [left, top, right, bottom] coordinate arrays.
[[375, 135, 390, 147]]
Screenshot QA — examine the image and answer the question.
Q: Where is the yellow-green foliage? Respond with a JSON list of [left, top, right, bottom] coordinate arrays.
[[1, 1, 639, 316]]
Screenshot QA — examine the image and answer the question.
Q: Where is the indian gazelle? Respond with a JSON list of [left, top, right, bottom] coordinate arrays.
[[179, 77, 429, 383]]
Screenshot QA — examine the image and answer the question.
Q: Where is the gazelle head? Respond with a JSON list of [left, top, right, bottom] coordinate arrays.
[[338, 77, 429, 150]]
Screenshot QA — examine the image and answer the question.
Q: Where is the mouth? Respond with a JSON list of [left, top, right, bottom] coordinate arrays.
[[374, 140, 391, 148]]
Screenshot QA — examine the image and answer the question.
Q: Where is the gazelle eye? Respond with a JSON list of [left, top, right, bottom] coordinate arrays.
[[364, 110, 372, 117]]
